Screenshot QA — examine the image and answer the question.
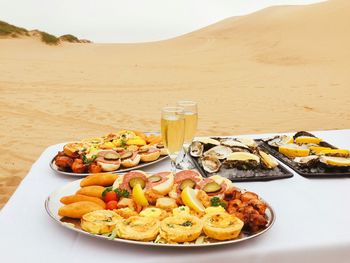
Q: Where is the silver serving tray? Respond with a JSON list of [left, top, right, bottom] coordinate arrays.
[[45, 179, 275, 247], [50, 155, 168, 177]]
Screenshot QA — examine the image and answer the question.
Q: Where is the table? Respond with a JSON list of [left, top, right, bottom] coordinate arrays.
[[1, 130, 350, 263]]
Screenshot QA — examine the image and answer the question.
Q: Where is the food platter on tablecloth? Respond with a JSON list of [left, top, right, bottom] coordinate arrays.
[[45, 171, 275, 247]]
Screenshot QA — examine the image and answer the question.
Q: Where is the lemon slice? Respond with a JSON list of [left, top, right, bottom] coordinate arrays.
[[295, 136, 322, 145], [309, 146, 332, 155], [132, 184, 149, 206], [318, 149, 350, 158], [127, 137, 146, 146], [279, 144, 310, 158], [181, 187, 205, 213], [320, 156, 350, 167]]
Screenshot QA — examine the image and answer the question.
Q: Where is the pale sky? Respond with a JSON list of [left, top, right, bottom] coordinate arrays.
[[0, 0, 325, 43]]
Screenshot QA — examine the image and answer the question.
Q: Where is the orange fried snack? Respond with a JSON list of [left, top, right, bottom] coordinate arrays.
[[60, 194, 106, 209], [76, 186, 105, 199], [58, 201, 103, 219], [146, 135, 162, 145], [80, 173, 118, 187]]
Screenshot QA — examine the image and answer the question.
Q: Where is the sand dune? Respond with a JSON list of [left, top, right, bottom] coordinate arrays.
[[1, 0, 349, 208]]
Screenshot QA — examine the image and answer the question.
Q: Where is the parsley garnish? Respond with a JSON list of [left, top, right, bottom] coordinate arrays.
[[102, 186, 113, 197], [210, 197, 226, 208], [82, 154, 97, 164], [114, 188, 130, 198], [180, 221, 193, 227]]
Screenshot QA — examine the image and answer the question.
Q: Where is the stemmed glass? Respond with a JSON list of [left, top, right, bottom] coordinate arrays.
[[175, 100, 198, 169], [161, 107, 185, 174]]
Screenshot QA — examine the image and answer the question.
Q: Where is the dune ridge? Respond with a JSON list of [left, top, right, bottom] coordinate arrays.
[[1, 0, 349, 208]]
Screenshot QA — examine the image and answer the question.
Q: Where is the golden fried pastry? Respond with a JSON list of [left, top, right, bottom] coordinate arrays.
[[160, 215, 203, 243], [60, 194, 106, 209], [156, 197, 177, 211], [116, 216, 160, 241], [76, 186, 105, 199], [58, 201, 103, 219], [140, 207, 168, 220], [114, 207, 138, 219], [202, 212, 244, 240], [81, 210, 122, 234], [80, 173, 118, 187]]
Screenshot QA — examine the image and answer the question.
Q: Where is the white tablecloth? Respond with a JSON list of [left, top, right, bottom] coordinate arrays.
[[1, 130, 350, 263]]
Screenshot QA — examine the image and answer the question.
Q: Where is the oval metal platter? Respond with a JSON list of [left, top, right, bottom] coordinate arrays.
[[49, 131, 168, 177], [49, 155, 168, 177], [45, 179, 275, 247]]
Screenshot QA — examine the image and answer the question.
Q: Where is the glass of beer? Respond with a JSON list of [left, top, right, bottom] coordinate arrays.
[[176, 100, 198, 169], [161, 106, 185, 173]]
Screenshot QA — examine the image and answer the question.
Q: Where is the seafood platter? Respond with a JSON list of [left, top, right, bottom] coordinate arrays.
[[45, 170, 275, 247], [259, 131, 350, 177], [51, 130, 168, 176], [189, 137, 293, 182]]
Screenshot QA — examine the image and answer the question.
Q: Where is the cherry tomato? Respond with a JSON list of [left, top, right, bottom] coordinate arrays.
[[106, 200, 118, 210], [104, 191, 118, 203]]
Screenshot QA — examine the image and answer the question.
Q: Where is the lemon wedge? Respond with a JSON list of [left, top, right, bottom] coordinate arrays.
[[132, 184, 149, 206], [279, 144, 310, 158], [309, 146, 332, 155], [127, 137, 146, 146], [318, 149, 350, 158], [181, 187, 205, 213], [320, 156, 350, 167], [295, 136, 322, 145]]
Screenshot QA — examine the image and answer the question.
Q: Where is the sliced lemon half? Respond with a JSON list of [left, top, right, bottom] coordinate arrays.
[[320, 156, 350, 167], [295, 136, 322, 145], [181, 187, 205, 213], [309, 146, 332, 155], [132, 184, 149, 206], [279, 144, 310, 158], [318, 149, 350, 158]]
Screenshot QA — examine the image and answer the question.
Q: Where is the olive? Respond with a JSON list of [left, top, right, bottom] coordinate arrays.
[[203, 182, 222, 193], [180, 179, 196, 191], [148, 175, 161, 183], [104, 152, 120, 160], [129, 177, 146, 189]]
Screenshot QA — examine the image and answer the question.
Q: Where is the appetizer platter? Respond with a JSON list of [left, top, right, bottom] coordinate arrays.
[[45, 170, 275, 247], [189, 137, 293, 182], [259, 131, 350, 177], [51, 130, 168, 176]]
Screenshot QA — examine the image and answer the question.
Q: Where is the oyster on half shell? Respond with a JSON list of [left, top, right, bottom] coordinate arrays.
[[200, 155, 221, 173], [223, 152, 260, 170], [257, 150, 278, 169], [190, 141, 204, 157], [293, 155, 319, 167], [203, 145, 233, 160]]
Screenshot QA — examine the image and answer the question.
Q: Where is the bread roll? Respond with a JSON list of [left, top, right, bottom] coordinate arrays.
[[80, 173, 118, 187], [58, 201, 103, 219], [76, 186, 105, 199], [60, 194, 106, 209]]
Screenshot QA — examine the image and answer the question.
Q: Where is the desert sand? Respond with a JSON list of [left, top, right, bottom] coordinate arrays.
[[0, 0, 349, 208]]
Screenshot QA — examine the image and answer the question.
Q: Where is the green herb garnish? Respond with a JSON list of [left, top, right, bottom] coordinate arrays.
[[180, 221, 193, 227], [82, 154, 97, 165], [114, 188, 130, 198], [102, 186, 113, 197], [210, 197, 226, 208]]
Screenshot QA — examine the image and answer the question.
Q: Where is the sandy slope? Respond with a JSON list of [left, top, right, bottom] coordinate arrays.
[[1, 0, 349, 208]]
